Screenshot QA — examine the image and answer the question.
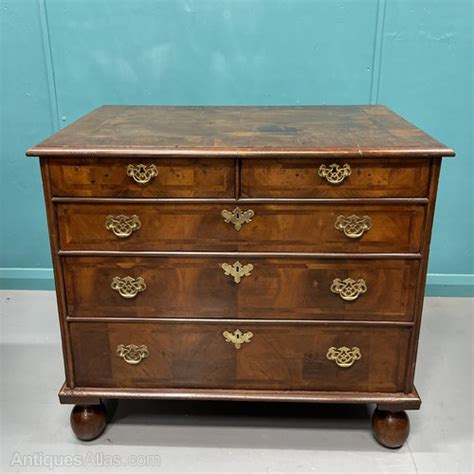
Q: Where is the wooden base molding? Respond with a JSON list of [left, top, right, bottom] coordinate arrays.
[[59, 383, 421, 411]]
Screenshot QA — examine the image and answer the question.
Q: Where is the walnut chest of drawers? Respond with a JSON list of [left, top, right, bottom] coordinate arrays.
[[27, 105, 454, 447]]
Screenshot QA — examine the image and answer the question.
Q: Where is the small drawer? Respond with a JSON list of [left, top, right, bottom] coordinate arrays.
[[70, 321, 410, 392], [48, 158, 235, 197], [64, 256, 419, 321], [241, 158, 431, 198], [57, 203, 425, 253]]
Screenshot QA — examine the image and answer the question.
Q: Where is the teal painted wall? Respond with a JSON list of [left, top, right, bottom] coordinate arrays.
[[1, 0, 473, 294]]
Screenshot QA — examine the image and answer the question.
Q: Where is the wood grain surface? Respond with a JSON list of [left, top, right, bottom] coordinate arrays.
[[48, 158, 235, 197], [241, 158, 431, 198], [69, 321, 410, 392], [63, 256, 419, 321], [56, 202, 425, 253], [27, 106, 454, 158]]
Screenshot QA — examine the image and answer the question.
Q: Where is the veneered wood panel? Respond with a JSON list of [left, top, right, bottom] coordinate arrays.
[[64, 256, 419, 321], [48, 158, 235, 197], [70, 321, 410, 392], [57, 203, 425, 253], [27, 106, 454, 158], [241, 158, 431, 198]]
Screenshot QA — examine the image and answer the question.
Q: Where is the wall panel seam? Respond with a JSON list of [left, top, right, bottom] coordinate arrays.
[[370, 0, 387, 104], [38, 0, 60, 131]]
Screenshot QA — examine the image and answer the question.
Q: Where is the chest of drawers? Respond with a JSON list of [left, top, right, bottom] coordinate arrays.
[[27, 105, 454, 448]]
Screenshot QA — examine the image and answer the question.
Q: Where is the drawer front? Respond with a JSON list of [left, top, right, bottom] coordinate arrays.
[[70, 322, 410, 392], [57, 203, 425, 253], [241, 158, 431, 198], [64, 257, 419, 321], [48, 158, 235, 197]]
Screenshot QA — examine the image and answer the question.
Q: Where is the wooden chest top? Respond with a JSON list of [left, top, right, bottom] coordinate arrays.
[[27, 105, 454, 158]]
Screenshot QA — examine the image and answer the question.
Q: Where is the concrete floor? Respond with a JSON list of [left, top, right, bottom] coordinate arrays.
[[0, 291, 472, 473]]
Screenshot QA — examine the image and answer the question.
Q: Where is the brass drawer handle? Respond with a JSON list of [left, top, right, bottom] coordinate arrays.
[[223, 329, 253, 349], [105, 214, 141, 238], [221, 261, 254, 283], [326, 346, 361, 368], [222, 207, 254, 231], [116, 344, 149, 365], [111, 276, 146, 298], [318, 163, 351, 184], [331, 278, 367, 301], [335, 214, 372, 238], [127, 164, 158, 184]]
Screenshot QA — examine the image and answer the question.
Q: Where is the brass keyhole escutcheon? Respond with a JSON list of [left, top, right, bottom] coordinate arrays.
[[221, 261, 254, 284], [223, 329, 253, 349], [222, 207, 255, 231]]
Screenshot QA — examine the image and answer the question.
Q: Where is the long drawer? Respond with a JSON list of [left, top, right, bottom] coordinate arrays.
[[48, 158, 235, 197], [70, 321, 410, 392], [241, 158, 431, 198], [63, 256, 419, 321], [57, 203, 425, 253]]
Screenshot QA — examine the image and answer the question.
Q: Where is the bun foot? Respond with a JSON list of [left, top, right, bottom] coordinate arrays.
[[372, 408, 410, 448], [70, 403, 107, 441]]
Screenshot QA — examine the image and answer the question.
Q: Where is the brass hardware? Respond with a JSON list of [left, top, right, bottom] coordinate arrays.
[[116, 344, 149, 365], [318, 163, 352, 184], [111, 276, 146, 298], [223, 329, 253, 349], [331, 278, 367, 301], [335, 214, 372, 238], [127, 164, 158, 184], [221, 207, 255, 231], [221, 261, 254, 284], [326, 346, 362, 368], [105, 214, 141, 238]]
